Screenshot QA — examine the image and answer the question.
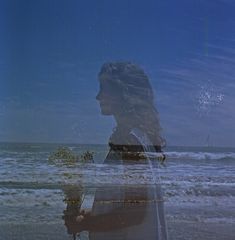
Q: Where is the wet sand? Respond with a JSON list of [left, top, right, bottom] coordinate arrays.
[[1, 200, 234, 240], [1, 192, 234, 240], [0, 221, 234, 240]]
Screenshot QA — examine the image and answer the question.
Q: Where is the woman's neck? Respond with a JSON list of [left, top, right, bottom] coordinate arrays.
[[113, 113, 135, 130]]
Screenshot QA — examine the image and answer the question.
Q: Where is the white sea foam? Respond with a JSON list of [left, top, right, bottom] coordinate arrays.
[[161, 151, 235, 160]]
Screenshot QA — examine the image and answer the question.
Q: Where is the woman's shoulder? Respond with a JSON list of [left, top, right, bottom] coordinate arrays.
[[109, 127, 162, 152], [109, 133, 144, 152], [109, 128, 150, 151]]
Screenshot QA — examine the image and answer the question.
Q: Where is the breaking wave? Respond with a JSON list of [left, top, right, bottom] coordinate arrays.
[[164, 151, 235, 160]]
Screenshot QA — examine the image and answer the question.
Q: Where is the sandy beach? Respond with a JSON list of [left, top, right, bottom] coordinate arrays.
[[1, 196, 234, 240], [0, 220, 234, 240]]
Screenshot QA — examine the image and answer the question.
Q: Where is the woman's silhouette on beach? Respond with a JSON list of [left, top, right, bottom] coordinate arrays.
[[64, 62, 168, 240]]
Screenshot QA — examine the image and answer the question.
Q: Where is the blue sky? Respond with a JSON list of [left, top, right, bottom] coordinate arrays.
[[1, 0, 235, 146]]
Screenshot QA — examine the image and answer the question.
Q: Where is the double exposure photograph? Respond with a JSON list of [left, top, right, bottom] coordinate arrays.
[[0, 0, 234, 239]]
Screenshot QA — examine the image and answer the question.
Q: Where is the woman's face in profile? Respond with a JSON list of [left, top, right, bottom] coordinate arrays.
[[96, 74, 123, 116]]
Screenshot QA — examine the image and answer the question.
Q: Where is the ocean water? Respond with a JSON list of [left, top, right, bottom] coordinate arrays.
[[0, 142, 234, 239]]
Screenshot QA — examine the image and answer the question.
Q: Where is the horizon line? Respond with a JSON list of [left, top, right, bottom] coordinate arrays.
[[0, 140, 234, 149]]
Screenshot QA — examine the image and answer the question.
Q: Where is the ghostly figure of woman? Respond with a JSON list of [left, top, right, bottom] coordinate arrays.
[[66, 62, 168, 240]]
